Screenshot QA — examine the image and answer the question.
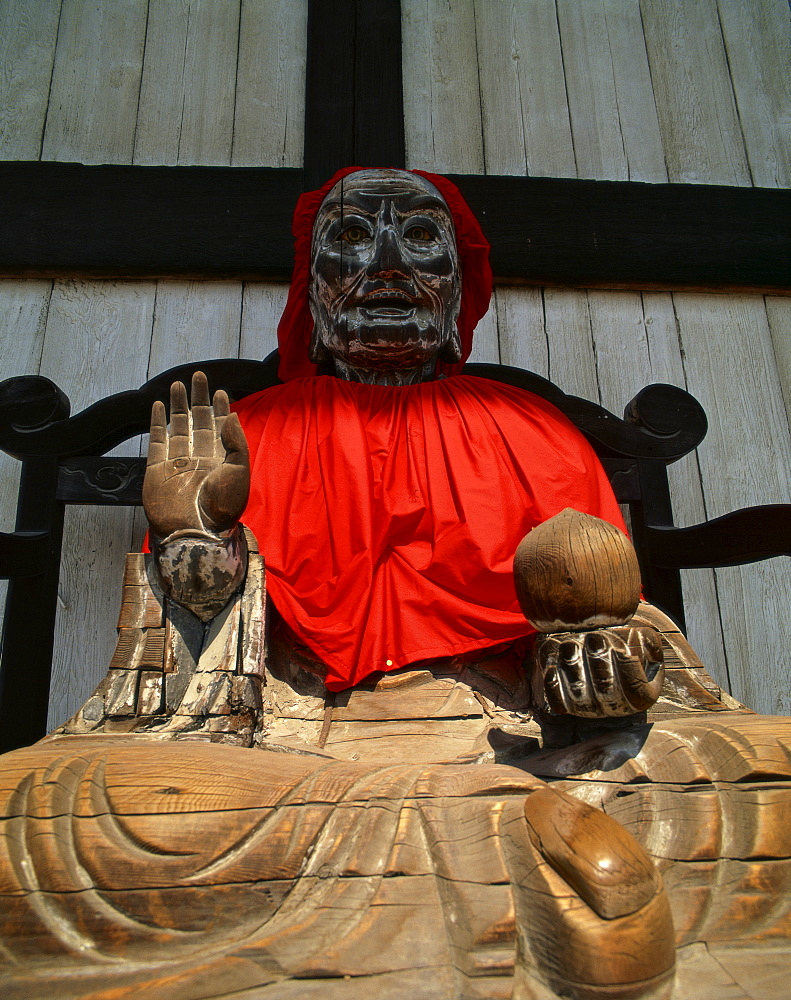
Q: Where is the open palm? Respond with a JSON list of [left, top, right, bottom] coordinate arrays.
[[143, 371, 250, 539]]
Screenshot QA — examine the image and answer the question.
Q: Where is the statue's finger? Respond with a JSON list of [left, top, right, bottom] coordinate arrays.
[[213, 389, 230, 458], [147, 400, 168, 467], [168, 381, 190, 459], [191, 372, 214, 458], [557, 638, 591, 712], [614, 636, 665, 712], [221, 412, 250, 468], [543, 666, 569, 715], [584, 631, 631, 716]]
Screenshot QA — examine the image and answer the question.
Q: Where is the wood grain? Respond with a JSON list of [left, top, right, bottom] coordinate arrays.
[[639, 0, 751, 186], [557, 0, 666, 182], [765, 296, 791, 432], [239, 283, 290, 361], [672, 292, 791, 715], [42, 0, 148, 164], [39, 279, 155, 730], [401, 0, 484, 173], [716, 0, 791, 190], [473, 0, 576, 178], [233, 0, 307, 168], [135, 0, 240, 167], [542, 288, 600, 402], [493, 287, 548, 376], [0, 0, 60, 160]]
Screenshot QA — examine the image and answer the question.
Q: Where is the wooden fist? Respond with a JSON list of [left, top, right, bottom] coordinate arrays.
[[533, 624, 665, 718]]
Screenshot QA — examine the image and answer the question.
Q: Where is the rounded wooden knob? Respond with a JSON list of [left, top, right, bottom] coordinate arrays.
[[514, 508, 641, 632]]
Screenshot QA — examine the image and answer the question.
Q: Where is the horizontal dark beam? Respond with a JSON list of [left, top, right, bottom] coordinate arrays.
[[1, 162, 789, 291], [450, 174, 791, 292], [0, 162, 303, 281]]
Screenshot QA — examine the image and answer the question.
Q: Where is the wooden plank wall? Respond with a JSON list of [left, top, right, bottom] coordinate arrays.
[[1, 0, 789, 723], [0, 0, 302, 726], [402, 0, 791, 716]]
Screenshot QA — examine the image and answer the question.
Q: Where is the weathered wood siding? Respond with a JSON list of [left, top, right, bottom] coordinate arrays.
[[1, 0, 789, 723], [403, 0, 791, 716]]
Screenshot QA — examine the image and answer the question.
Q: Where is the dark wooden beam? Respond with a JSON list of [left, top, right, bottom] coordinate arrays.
[[303, 0, 405, 191], [0, 161, 789, 292], [0, 161, 303, 281], [451, 174, 791, 293]]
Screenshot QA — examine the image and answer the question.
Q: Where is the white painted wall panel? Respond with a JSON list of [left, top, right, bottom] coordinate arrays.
[[233, 0, 307, 168], [639, 0, 751, 186], [717, 0, 791, 189], [473, 0, 576, 178], [42, 0, 148, 164], [0, 0, 61, 159]]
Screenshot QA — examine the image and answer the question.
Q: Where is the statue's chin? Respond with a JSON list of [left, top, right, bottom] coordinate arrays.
[[324, 318, 447, 370]]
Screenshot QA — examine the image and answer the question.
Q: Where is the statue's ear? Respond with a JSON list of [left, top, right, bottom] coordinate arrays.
[[308, 324, 332, 364], [438, 321, 462, 364]]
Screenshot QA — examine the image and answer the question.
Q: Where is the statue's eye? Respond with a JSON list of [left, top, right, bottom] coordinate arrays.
[[405, 225, 433, 241], [340, 225, 369, 244]]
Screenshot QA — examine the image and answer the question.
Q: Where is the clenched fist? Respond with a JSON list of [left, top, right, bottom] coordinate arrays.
[[534, 625, 665, 718]]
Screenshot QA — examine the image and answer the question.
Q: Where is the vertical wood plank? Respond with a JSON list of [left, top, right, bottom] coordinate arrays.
[[672, 292, 791, 715], [716, 0, 791, 189], [542, 288, 599, 402], [232, 0, 307, 168], [42, 0, 148, 164], [473, 0, 576, 178], [494, 287, 549, 376], [587, 289, 728, 685], [147, 280, 243, 373], [765, 296, 791, 431], [239, 283, 289, 360], [639, 0, 751, 185], [466, 298, 499, 364], [557, 0, 666, 181], [401, 0, 484, 173], [0, 0, 61, 159], [39, 279, 155, 729], [135, 0, 240, 166]]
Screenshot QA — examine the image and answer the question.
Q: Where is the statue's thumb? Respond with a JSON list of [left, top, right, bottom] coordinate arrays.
[[221, 413, 250, 468]]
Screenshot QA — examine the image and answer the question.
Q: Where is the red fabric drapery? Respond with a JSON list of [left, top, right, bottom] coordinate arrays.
[[233, 376, 628, 691]]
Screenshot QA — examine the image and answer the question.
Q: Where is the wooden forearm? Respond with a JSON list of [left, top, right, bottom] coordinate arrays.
[[150, 524, 248, 622]]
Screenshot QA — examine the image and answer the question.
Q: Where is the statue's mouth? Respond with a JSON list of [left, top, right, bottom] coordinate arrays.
[[358, 287, 421, 318]]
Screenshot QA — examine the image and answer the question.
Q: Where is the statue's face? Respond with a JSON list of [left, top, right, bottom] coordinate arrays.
[[309, 170, 461, 381]]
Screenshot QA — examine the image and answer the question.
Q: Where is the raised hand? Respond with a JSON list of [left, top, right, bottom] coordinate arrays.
[[534, 625, 665, 718], [143, 371, 250, 539]]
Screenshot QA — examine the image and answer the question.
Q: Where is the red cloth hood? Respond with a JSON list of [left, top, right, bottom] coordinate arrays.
[[276, 167, 493, 382], [233, 375, 628, 691]]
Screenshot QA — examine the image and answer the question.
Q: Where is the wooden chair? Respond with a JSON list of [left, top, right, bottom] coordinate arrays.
[[1, 353, 788, 753]]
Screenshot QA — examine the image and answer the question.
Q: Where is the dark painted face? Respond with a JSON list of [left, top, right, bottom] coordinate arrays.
[[309, 170, 461, 380]]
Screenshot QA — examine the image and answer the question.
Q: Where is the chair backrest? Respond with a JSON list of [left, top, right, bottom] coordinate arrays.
[[1, 353, 788, 752]]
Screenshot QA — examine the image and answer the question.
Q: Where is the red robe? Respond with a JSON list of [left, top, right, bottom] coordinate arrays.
[[233, 374, 627, 691]]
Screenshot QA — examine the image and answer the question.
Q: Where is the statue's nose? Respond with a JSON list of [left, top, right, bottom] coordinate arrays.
[[367, 225, 408, 277]]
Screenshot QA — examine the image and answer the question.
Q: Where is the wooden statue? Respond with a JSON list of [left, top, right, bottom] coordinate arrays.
[[1, 169, 790, 1000]]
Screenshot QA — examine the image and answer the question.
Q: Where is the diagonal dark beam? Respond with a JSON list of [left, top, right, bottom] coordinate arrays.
[[0, 161, 789, 292], [303, 0, 405, 191]]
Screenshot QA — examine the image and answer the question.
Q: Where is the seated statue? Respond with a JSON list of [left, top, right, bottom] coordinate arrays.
[[1, 168, 790, 1000]]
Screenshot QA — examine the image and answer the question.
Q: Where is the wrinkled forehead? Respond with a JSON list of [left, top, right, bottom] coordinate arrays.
[[315, 169, 454, 224]]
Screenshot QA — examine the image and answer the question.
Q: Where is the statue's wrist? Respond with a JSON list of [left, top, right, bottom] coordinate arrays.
[[151, 524, 248, 621]]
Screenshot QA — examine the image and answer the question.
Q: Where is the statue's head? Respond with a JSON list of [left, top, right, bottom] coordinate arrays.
[[308, 169, 462, 384]]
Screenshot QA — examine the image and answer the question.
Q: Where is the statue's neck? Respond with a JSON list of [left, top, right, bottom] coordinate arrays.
[[331, 358, 437, 386]]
